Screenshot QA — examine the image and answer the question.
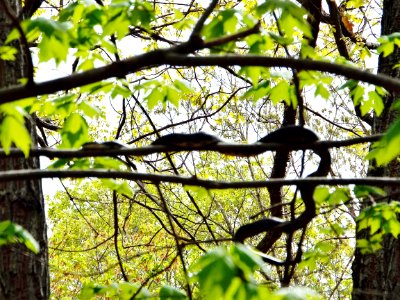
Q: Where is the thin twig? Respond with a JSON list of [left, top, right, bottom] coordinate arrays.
[[155, 184, 193, 300], [113, 191, 129, 281]]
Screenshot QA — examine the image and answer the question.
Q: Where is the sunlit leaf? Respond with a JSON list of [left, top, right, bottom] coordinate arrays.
[[0, 46, 18, 60], [146, 88, 164, 110], [241, 80, 270, 101], [313, 187, 330, 205], [111, 84, 132, 99], [166, 86, 180, 107], [60, 113, 89, 148], [173, 80, 193, 94], [367, 118, 400, 165], [353, 185, 386, 198], [160, 285, 187, 300], [0, 114, 31, 157], [378, 33, 400, 57], [102, 179, 133, 197], [0, 221, 40, 254], [273, 287, 322, 300], [78, 101, 101, 118], [270, 81, 291, 105]]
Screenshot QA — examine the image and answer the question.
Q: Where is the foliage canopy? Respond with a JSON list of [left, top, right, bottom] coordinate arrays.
[[1, 0, 400, 299]]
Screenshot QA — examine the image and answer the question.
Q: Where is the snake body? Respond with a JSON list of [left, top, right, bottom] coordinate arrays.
[[234, 126, 331, 263], [152, 132, 222, 148], [152, 127, 331, 265]]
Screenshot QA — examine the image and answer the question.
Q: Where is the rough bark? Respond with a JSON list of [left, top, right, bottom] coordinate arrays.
[[0, 1, 49, 299], [352, 1, 400, 299]]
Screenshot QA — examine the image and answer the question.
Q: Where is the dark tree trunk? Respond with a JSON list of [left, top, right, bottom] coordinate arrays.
[[0, 1, 49, 299], [352, 1, 400, 299]]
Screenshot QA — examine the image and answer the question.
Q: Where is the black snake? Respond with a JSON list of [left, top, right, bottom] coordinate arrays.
[[152, 126, 331, 265]]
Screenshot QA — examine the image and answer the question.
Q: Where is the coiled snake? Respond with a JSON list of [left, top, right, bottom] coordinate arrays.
[[152, 126, 331, 265], [233, 126, 331, 265]]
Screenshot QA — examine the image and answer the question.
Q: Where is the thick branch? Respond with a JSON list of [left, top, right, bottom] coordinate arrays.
[[2, 52, 400, 103], [0, 169, 399, 188], [0, 134, 382, 158]]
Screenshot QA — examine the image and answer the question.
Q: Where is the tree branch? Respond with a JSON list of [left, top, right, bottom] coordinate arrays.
[[0, 134, 382, 158], [2, 52, 400, 103], [0, 169, 400, 189]]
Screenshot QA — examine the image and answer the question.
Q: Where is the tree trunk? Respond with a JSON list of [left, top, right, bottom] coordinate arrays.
[[0, 1, 49, 299], [352, 1, 400, 299]]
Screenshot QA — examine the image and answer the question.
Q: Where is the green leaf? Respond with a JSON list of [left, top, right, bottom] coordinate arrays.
[[191, 247, 238, 298], [348, 0, 366, 8], [48, 158, 70, 169], [300, 241, 335, 272], [0, 46, 18, 60], [246, 34, 274, 54], [160, 285, 188, 300], [298, 253, 317, 271], [367, 118, 400, 165], [42, 35, 70, 64], [241, 80, 270, 102], [315, 84, 330, 99], [129, 2, 155, 28], [356, 202, 400, 251], [353, 185, 386, 198], [388, 219, 400, 238], [4, 28, 20, 44], [173, 80, 193, 94], [79, 281, 151, 299], [369, 217, 381, 235], [268, 32, 293, 46], [81, 81, 114, 95], [102, 179, 133, 197], [269, 81, 291, 105], [0, 221, 40, 254], [77, 59, 94, 71], [202, 9, 237, 40], [146, 88, 164, 110], [191, 245, 268, 299], [93, 157, 127, 170], [240, 67, 262, 87], [79, 283, 108, 299], [232, 244, 266, 274], [184, 185, 210, 200], [256, 0, 311, 39], [60, 113, 89, 148], [273, 287, 322, 300], [328, 188, 350, 206], [119, 282, 150, 299], [78, 101, 100, 118], [350, 84, 365, 106], [356, 236, 383, 254], [280, 10, 312, 39], [367, 90, 384, 116], [166, 86, 180, 107], [111, 84, 132, 99], [378, 33, 400, 57], [0, 115, 31, 157], [313, 187, 330, 205], [103, 14, 131, 39], [26, 18, 71, 64], [339, 79, 358, 90]]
